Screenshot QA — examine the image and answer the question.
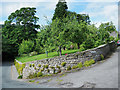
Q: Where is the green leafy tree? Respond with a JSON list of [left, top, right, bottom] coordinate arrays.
[[66, 11, 90, 24], [63, 15, 88, 49], [2, 7, 40, 59], [52, 0, 68, 20], [18, 40, 34, 55], [50, 18, 67, 56]]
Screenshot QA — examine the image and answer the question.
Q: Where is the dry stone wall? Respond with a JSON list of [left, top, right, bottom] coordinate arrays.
[[15, 41, 116, 79]]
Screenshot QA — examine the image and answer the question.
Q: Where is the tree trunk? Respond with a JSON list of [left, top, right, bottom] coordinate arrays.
[[63, 46, 66, 50], [77, 43, 80, 49], [59, 46, 62, 56]]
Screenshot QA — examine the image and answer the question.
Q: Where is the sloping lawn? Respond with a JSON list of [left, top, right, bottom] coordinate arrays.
[[16, 49, 79, 63]]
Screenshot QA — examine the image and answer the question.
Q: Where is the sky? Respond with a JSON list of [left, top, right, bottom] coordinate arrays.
[[0, 0, 119, 30]]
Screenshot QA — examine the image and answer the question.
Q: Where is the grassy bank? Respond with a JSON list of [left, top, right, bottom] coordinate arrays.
[[16, 49, 79, 63]]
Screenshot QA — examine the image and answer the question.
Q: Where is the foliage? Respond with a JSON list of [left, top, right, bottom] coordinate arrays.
[[32, 64, 35, 67], [45, 64, 49, 68], [56, 65, 60, 69], [84, 59, 95, 67], [38, 64, 41, 67], [18, 40, 34, 56], [29, 64, 32, 67], [77, 62, 83, 68], [100, 54, 104, 60], [2, 7, 39, 59], [72, 65, 78, 69], [17, 75, 23, 79], [52, 0, 68, 20], [14, 60, 26, 75], [37, 72, 43, 77], [67, 66, 71, 71], [61, 62, 66, 67], [29, 51, 38, 56], [29, 80, 35, 82]]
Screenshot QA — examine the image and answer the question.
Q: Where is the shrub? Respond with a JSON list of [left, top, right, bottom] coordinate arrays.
[[89, 59, 95, 64], [32, 64, 35, 67], [67, 66, 71, 71], [101, 54, 104, 60], [37, 72, 43, 77], [84, 59, 95, 67], [18, 68, 23, 75], [29, 80, 35, 82], [34, 73, 37, 77], [56, 65, 60, 69], [40, 68, 44, 72], [45, 64, 49, 68], [34, 67, 37, 70], [72, 65, 78, 69], [18, 40, 34, 56], [17, 75, 23, 79], [38, 64, 41, 67], [29, 64, 32, 67], [79, 44, 85, 51], [77, 62, 83, 68], [50, 66, 55, 69], [84, 61, 90, 67], [53, 68, 56, 74], [22, 63, 26, 68], [15, 62, 26, 75], [47, 69, 50, 73], [29, 51, 38, 56], [61, 62, 66, 67]]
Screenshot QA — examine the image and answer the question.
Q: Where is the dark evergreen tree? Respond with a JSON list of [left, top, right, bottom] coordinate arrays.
[[52, 0, 68, 20]]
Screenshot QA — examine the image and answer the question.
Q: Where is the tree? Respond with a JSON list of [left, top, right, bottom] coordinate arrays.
[[2, 7, 40, 59], [99, 21, 116, 33], [50, 18, 67, 56], [52, 0, 68, 20], [63, 15, 88, 49], [18, 40, 34, 55], [66, 11, 91, 24]]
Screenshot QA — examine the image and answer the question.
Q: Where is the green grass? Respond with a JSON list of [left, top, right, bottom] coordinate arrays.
[[16, 49, 79, 63]]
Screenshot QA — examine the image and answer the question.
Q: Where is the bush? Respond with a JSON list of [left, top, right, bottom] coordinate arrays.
[[37, 72, 43, 77], [67, 66, 71, 71], [79, 44, 85, 51], [50, 66, 55, 69], [17, 75, 23, 79], [34, 73, 37, 77], [38, 64, 41, 67], [56, 65, 60, 69], [84, 61, 90, 67], [47, 69, 50, 73], [18, 40, 34, 56], [61, 62, 66, 67], [29, 51, 38, 56], [89, 59, 95, 64], [29, 64, 32, 67], [94, 40, 102, 47], [18, 68, 23, 75], [32, 64, 35, 67], [84, 59, 95, 67], [15, 61, 26, 75], [34, 67, 37, 70], [77, 62, 83, 68], [100, 54, 104, 60], [83, 38, 95, 49], [45, 64, 49, 68], [40, 68, 44, 72], [72, 65, 78, 69]]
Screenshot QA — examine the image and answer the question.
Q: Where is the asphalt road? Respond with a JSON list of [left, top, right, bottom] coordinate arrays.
[[1, 47, 120, 88]]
